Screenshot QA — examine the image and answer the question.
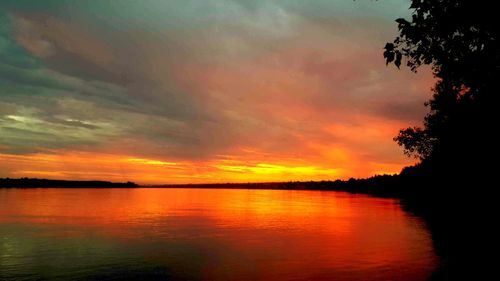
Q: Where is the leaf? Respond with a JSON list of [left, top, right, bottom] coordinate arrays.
[[395, 52, 403, 68], [385, 52, 395, 65], [395, 18, 409, 26]]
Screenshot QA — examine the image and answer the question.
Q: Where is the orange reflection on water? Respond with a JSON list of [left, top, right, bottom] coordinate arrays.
[[0, 188, 437, 281]]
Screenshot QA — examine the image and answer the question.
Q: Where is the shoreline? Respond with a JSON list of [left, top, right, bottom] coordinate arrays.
[[0, 176, 404, 198]]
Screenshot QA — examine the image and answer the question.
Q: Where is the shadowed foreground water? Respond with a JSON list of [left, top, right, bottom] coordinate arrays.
[[0, 188, 437, 280]]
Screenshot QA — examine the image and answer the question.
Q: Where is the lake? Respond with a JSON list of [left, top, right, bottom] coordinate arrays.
[[0, 188, 438, 280]]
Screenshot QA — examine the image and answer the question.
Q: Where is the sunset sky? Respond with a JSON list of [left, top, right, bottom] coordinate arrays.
[[0, 0, 433, 184]]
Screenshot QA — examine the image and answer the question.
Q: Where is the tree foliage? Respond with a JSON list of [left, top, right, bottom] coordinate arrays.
[[386, 0, 499, 165]]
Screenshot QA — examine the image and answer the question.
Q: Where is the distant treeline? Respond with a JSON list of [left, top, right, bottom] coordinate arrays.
[[0, 178, 138, 188], [154, 174, 412, 198], [1, 174, 415, 197]]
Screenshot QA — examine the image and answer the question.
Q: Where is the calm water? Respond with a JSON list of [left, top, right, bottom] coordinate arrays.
[[0, 188, 437, 280]]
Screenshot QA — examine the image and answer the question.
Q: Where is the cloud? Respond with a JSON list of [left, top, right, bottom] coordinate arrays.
[[0, 1, 432, 181]]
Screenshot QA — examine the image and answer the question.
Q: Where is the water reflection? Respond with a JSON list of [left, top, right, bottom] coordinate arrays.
[[0, 188, 437, 280]]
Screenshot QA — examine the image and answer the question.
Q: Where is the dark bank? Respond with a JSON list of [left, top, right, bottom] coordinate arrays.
[[0, 178, 138, 188]]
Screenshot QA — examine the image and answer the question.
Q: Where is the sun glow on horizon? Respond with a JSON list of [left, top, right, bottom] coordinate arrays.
[[0, 150, 411, 185]]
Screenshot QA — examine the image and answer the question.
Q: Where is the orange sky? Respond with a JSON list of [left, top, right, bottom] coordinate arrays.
[[0, 1, 432, 184], [0, 120, 417, 184]]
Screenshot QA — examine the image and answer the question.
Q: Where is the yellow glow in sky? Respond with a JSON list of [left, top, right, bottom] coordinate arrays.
[[0, 150, 411, 185]]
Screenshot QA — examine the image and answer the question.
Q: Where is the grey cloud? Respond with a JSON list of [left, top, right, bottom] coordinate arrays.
[[1, 2, 431, 166], [4, 14, 246, 158], [0, 126, 92, 153]]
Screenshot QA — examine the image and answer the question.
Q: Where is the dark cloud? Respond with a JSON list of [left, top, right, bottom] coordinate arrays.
[[0, 1, 432, 179]]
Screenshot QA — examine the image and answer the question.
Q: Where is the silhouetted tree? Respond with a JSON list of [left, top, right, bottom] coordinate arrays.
[[385, 0, 498, 179], [384, 3, 499, 279]]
